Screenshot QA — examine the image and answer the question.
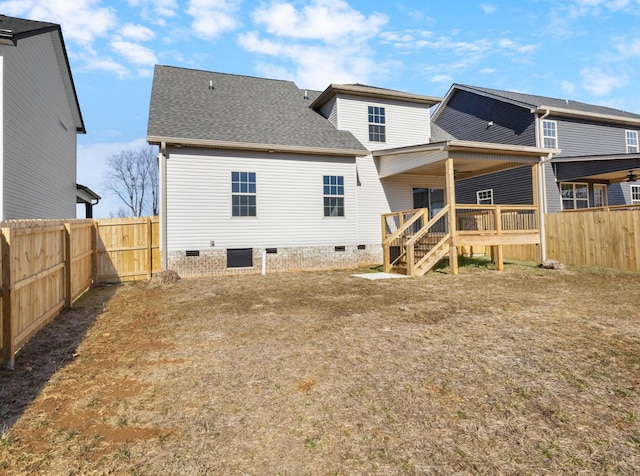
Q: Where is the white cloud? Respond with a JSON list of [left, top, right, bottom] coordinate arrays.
[[429, 74, 452, 83], [251, 0, 388, 45], [580, 67, 628, 95], [187, 0, 240, 40], [119, 23, 156, 42], [78, 56, 129, 79], [0, 0, 116, 47], [127, 0, 178, 17], [479, 67, 496, 74], [561, 80, 576, 95], [110, 40, 158, 65], [480, 4, 497, 14], [238, 0, 391, 89], [239, 31, 391, 89], [614, 36, 640, 57]]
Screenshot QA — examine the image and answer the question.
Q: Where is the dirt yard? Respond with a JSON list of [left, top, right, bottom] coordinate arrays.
[[1, 259, 639, 475]]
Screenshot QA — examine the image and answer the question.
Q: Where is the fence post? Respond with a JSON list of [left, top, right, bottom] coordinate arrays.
[[64, 223, 72, 309], [92, 221, 98, 284], [147, 216, 152, 279], [2, 228, 14, 369]]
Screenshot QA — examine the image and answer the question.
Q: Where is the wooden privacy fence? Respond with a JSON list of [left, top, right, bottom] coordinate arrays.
[[503, 206, 640, 272], [1, 216, 159, 368]]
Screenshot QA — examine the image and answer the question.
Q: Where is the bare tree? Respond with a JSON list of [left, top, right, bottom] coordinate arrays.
[[105, 146, 159, 217]]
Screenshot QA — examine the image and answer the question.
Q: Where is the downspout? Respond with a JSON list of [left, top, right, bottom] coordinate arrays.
[[535, 109, 551, 261], [160, 142, 168, 270]]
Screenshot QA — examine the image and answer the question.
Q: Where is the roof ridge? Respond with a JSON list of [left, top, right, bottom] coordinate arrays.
[[155, 64, 300, 87]]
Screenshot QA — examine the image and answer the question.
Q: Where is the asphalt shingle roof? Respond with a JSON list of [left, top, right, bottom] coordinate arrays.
[[458, 84, 640, 120], [147, 65, 367, 152], [0, 14, 58, 37]]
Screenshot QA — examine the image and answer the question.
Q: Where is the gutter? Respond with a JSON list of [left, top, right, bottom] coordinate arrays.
[[160, 142, 168, 271], [146, 136, 368, 158], [535, 109, 552, 262]]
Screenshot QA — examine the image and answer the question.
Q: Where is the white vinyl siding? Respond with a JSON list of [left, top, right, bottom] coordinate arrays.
[[355, 154, 446, 244], [166, 149, 358, 250], [2, 32, 77, 219], [334, 95, 430, 151], [626, 130, 639, 153]]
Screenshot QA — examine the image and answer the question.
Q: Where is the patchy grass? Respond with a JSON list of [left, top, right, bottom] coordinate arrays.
[[1, 261, 639, 474]]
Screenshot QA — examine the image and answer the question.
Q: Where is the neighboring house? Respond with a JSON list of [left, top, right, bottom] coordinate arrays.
[[147, 65, 553, 276], [0, 15, 85, 220], [432, 84, 640, 212]]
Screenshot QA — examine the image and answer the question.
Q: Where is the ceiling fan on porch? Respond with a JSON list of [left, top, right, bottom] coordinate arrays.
[[625, 170, 638, 182]]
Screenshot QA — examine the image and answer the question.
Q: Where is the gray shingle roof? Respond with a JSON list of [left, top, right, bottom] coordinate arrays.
[[147, 65, 367, 153], [458, 84, 640, 120], [0, 14, 58, 38]]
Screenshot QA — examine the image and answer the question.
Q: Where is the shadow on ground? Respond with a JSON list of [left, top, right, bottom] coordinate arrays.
[[0, 284, 118, 430]]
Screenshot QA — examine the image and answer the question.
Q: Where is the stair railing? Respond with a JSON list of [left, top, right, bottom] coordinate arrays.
[[382, 208, 428, 272], [404, 205, 451, 276]]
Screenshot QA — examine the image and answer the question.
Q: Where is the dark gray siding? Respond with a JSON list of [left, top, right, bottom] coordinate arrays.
[[455, 166, 534, 205], [554, 116, 633, 157], [435, 90, 536, 146], [607, 183, 627, 205]]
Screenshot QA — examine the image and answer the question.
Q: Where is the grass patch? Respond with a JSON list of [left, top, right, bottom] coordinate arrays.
[[0, 264, 639, 474]]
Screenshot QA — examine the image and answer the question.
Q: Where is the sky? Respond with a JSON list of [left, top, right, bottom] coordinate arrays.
[[3, 0, 640, 217]]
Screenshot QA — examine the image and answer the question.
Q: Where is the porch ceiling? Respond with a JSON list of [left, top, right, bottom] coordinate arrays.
[[374, 140, 554, 179], [553, 155, 640, 183]]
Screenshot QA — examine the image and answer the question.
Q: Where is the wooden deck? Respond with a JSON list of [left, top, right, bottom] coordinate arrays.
[[382, 204, 541, 276]]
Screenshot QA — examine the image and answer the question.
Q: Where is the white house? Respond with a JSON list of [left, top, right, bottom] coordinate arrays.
[[0, 15, 85, 220], [147, 65, 554, 276]]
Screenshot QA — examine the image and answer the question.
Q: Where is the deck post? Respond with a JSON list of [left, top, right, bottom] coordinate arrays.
[[493, 206, 504, 271], [445, 158, 458, 275]]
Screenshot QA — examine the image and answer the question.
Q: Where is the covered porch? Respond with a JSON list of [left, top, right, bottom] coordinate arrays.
[[375, 140, 556, 276]]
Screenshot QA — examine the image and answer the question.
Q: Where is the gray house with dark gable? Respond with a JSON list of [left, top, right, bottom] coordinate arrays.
[[432, 84, 640, 213], [0, 15, 86, 219]]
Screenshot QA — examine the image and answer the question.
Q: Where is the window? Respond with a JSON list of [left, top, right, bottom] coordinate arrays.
[[231, 171, 256, 216], [560, 182, 589, 210], [542, 120, 558, 148], [368, 106, 386, 142], [632, 185, 640, 204], [476, 189, 494, 205], [323, 175, 344, 216], [626, 130, 638, 153], [593, 184, 607, 208]]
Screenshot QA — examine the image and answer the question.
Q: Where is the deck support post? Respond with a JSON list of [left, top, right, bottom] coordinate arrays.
[[445, 158, 458, 275]]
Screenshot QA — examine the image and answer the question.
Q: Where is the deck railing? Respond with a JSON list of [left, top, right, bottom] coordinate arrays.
[[455, 205, 538, 235], [382, 204, 540, 275]]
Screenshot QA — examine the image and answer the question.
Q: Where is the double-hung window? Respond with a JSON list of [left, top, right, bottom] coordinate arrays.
[[368, 106, 386, 142], [476, 189, 494, 205], [231, 171, 256, 216], [626, 130, 639, 153], [323, 175, 344, 216], [632, 185, 640, 204], [542, 120, 558, 148], [560, 182, 589, 210]]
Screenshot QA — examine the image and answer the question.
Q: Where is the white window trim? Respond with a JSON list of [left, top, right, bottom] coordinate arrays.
[[593, 184, 607, 208], [323, 175, 345, 217], [476, 189, 494, 205], [542, 119, 558, 149], [560, 182, 589, 210], [367, 105, 386, 143], [231, 171, 257, 217], [626, 130, 639, 153], [631, 184, 640, 204]]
